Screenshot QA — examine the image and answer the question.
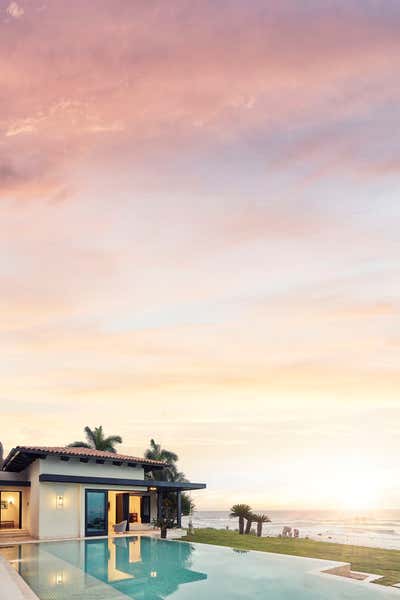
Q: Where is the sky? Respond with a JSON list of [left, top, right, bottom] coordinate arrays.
[[1, 0, 400, 511]]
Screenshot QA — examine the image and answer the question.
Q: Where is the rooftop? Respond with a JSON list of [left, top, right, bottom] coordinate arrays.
[[2, 445, 167, 472]]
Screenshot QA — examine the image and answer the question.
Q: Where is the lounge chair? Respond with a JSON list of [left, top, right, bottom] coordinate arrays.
[[282, 526, 292, 538], [113, 520, 128, 533], [293, 528, 299, 538]]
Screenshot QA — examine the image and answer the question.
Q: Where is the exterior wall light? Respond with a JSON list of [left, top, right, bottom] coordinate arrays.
[[56, 495, 64, 509], [56, 572, 64, 585]]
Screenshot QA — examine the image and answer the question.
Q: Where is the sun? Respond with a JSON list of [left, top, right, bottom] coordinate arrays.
[[337, 479, 379, 512]]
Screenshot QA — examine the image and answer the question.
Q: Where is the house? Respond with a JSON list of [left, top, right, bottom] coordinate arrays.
[[0, 446, 206, 539]]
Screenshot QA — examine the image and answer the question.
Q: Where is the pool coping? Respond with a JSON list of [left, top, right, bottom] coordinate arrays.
[[0, 528, 187, 547], [0, 554, 40, 600]]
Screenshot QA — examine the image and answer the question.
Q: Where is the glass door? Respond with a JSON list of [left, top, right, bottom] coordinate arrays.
[[140, 495, 151, 523], [0, 491, 21, 529], [85, 490, 108, 537]]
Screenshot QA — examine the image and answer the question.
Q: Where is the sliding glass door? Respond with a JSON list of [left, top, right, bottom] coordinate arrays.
[[85, 490, 108, 537]]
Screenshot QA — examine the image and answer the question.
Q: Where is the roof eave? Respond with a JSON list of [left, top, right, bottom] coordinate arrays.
[[2, 447, 168, 473]]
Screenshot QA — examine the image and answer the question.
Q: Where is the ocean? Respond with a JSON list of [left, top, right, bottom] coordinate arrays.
[[182, 509, 400, 550]]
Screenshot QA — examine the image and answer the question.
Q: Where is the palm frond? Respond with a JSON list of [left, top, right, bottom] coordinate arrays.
[[84, 426, 96, 447], [253, 513, 271, 523], [160, 450, 178, 463], [104, 435, 122, 445], [229, 504, 252, 518], [70, 426, 122, 452], [67, 441, 91, 448]]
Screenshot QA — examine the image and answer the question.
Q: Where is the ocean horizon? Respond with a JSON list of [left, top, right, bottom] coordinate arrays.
[[183, 509, 400, 551]]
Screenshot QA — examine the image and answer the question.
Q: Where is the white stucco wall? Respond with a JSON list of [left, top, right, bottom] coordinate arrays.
[[38, 482, 81, 539], [39, 456, 145, 480], [27, 461, 40, 538]]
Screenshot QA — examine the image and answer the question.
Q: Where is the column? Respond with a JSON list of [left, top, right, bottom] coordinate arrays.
[[157, 491, 163, 521], [176, 490, 182, 528]]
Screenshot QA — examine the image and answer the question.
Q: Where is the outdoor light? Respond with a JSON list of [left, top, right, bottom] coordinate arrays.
[[56, 572, 64, 585], [56, 495, 64, 509], [148, 486, 157, 492]]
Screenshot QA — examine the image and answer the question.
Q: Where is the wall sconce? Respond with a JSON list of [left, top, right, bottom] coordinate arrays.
[[56, 572, 64, 585], [8, 498, 14, 505], [56, 495, 64, 509]]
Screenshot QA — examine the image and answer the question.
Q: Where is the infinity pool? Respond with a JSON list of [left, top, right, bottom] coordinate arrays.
[[1, 536, 399, 599]]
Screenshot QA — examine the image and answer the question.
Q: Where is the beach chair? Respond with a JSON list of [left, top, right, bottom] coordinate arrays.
[[113, 520, 128, 533], [293, 529, 299, 538]]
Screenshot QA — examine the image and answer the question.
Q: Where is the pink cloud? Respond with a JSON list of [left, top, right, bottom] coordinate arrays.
[[1, 1, 400, 199]]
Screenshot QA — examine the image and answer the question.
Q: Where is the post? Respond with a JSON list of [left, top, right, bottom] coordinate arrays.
[[176, 490, 182, 528], [157, 491, 163, 521]]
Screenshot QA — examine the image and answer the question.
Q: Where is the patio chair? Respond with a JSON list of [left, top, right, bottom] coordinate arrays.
[[113, 520, 128, 533]]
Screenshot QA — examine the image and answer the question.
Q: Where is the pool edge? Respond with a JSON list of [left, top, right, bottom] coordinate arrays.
[[0, 554, 40, 600]]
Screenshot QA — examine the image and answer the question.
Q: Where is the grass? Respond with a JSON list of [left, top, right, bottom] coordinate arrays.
[[181, 528, 400, 587]]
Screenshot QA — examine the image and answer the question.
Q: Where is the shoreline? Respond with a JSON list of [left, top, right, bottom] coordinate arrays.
[[183, 510, 400, 552]]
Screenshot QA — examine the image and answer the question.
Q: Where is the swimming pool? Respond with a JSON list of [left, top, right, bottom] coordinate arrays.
[[0, 536, 399, 599]]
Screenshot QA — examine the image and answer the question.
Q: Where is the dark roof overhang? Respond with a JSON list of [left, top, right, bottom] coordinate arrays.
[[2, 448, 47, 472], [0, 479, 31, 487], [39, 473, 206, 491]]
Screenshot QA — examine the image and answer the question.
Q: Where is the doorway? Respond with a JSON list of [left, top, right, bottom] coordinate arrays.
[[0, 491, 22, 529], [111, 492, 150, 528]]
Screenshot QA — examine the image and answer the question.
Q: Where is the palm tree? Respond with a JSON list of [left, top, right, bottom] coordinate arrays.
[[230, 504, 252, 535], [68, 426, 122, 453], [245, 512, 255, 535], [144, 439, 194, 517], [253, 513, 271, 537], [144, 439, 186, 482]]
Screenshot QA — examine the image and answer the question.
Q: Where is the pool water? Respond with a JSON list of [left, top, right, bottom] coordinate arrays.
[[1, 536, 399, 599]]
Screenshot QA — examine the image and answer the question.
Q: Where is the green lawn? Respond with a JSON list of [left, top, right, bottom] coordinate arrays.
[[180, 528, 400, 587]]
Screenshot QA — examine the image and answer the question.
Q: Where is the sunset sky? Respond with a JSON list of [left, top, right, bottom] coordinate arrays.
[[1, 0, 399, 510]]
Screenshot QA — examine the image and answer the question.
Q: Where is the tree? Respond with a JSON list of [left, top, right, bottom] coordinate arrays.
[[181, 492, 195, 516], [68, 426, 122, 453], [144, 439, 185, 482], [245, 512, 254, 535], [253, 513, 271, 537], [230, 504, 252, 535], [144, 439, 194, 517], [154, 498, 176, 539]]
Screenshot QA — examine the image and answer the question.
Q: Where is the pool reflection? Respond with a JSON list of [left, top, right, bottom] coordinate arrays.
[[16, 537, 207, 599]]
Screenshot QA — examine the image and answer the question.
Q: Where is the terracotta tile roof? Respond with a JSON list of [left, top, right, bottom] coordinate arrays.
[[4, 445, 167, 468]]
